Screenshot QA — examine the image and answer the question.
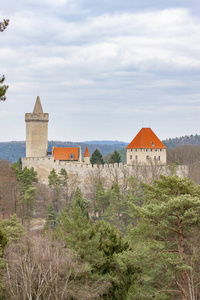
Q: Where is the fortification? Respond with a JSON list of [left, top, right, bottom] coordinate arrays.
[[22, 97, 182, 187], [25, 96, 49, 157]]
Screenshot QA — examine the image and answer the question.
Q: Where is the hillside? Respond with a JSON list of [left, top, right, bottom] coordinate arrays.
[[0, 140, 128, 164], [163, 134, 200, 148], [1, 134, 200, 164]]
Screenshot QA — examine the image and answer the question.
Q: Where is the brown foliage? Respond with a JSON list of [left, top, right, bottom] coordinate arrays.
[[3, 236, 110, 300], [0, 160, 20, 218]]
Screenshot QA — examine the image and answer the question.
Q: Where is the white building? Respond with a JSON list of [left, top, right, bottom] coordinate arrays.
[[126, 128, 167, 165]]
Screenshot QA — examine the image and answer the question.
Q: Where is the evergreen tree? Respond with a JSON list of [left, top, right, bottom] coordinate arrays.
[[0, 19, 9, 101], [95, 180, 108, 217], [90, 149, 104, 165], [109, 150, 121, 165], [45, 203, 57, 228], [2, 214, 24, 242], [129, 175, 200, 299], [12, 166, 37, 228], [48, 169, 62, 213]]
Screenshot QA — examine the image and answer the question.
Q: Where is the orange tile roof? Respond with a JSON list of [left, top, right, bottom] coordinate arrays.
[[126, 128, 166, 149], [83, 146, 90, 157], [53, 147, 79, 161]]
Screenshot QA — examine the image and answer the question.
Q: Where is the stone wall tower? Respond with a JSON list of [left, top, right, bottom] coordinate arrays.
[[25, 96, 49, 157]]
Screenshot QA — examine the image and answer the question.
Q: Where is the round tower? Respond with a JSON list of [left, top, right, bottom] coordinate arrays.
[[83, 146, 90, 164], [25, 96, 49, 157]]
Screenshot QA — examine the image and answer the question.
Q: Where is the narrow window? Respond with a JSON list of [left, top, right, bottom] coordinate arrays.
[[158, 156, 160, 161], [70, 153, 74, 160], [135, 155, 138, 160], [130, 155, 132, 160], [151, 142, 154, 146]]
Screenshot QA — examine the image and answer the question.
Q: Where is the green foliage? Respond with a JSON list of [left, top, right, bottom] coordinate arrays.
[[90, 149, 104, 165], [1, 214, 24, 242], [48, 169, 62, 212], [128, 175, 200, 298], [0, 19, 9, 32], [0, 19, 9, 102], [12, 166, 37, 228], [95, 180, 108, 216], [109, 150, 122, 164], [45, 203, 57, 228]]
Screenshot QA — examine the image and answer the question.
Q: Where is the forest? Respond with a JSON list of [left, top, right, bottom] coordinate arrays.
[[0, 155, 200, 300]]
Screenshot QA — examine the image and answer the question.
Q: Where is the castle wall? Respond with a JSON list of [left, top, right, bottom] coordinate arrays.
[[22, 157, 187, 188]]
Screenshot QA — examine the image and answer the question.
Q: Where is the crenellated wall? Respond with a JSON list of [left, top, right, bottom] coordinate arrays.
[[22, 156, 188, 186]]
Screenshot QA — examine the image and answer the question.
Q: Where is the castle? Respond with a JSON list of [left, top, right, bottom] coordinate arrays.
[[22, 97, 169, 184]]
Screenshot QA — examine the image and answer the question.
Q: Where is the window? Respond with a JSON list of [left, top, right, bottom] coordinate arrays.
[[151, 142, 154, 146], [130, 155, 132, 160], [146, 156, 149, 160], [135, 155, 138, 160], [70, 153, 74, 160], [135, 149, 137, 152], [151, 149, 152, 152], [155, 149, 157, 152], [158, 156, 160, 161], [146, 149, 148, 152]]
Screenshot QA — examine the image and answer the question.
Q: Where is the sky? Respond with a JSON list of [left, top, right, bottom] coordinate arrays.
[[1, 0, 200, 143]]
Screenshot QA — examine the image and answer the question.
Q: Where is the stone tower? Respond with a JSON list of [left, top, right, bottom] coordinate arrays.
[[25, 96, 49, 157]]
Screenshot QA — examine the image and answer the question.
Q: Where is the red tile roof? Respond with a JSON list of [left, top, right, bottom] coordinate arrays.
[[83, 146, 90, 157], [53, 147, 79, 161], [126, 128, 166, 149]]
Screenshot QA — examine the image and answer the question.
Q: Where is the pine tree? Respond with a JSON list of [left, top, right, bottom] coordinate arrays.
[[48, 169, 62, 213], [129, 175, 200, 299], [0, 20, 9, 101], [90, 149, 104, 165], [109, 150, 121, 165]]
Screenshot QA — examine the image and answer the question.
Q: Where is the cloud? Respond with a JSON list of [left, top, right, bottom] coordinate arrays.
[[1, 4, 200, 141]]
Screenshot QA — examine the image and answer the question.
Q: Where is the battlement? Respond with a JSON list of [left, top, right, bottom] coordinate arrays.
[[25, 113, 49, 122], [22, 156, 125, 169]]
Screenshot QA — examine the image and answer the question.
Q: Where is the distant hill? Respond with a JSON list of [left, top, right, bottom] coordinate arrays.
[[162, 134, 200, 148], [0, 140, 127, 164], [1, 135, 200, 164]]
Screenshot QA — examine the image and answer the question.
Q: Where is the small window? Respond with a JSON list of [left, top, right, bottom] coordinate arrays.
[[70, 153, 74, 160], [151, 142, 154, 146], [130, 155, 132, 160], [146, 156, 149, 160], [146, 149, 148, 152], [158, 156, 160, 161], [151, 149, 152, 152], [135, 155, 138, 160], [155, 149, 157, 152], [160, 149, 162, 152], [135, 149, 137, 152]]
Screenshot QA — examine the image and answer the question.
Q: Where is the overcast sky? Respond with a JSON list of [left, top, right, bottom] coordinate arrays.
[[1, 0, 200, 143]]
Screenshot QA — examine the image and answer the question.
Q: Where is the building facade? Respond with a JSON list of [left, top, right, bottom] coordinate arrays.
[[126, 128, 167, 165]]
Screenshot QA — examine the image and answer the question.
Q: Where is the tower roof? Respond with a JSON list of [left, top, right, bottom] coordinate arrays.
[[83, 146, 90, 157], [126, 128, 166, 149], [33, 96, 43, 114]]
